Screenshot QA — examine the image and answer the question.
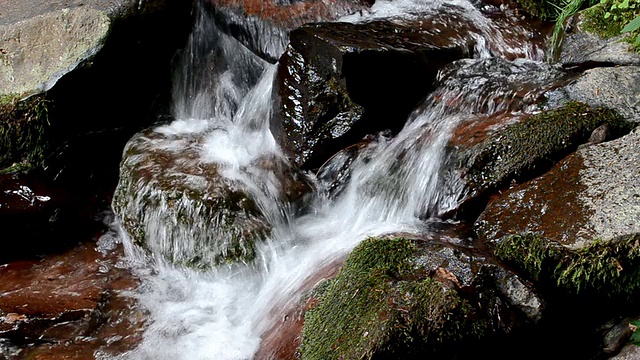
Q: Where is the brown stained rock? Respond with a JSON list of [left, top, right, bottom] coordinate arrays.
[[255, 258, 345, 360], [0, 236, 145, 358], [476, 127, 640, 249]]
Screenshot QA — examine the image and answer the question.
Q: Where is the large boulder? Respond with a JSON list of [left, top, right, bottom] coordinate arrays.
[[298, 237, 543, 360], [476, 127, 640, 300], [273, 13, 478, 168], [0, 0, 193, 172]]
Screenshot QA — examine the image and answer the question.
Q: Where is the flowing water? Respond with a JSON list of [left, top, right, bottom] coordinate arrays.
[[109, 1, 562, 359]]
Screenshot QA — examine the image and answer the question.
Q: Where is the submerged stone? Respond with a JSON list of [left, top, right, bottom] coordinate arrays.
[[476, 127, 640, 299], [112, 127, 309, 267]]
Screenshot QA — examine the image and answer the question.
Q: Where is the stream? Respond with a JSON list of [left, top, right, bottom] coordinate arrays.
[[109, 0, 560, 359]]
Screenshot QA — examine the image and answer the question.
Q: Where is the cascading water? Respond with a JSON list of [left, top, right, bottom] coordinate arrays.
[[109, 1, 562, 359]]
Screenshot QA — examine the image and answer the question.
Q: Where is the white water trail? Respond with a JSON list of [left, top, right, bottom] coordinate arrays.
[[111, 1, 558, 359]]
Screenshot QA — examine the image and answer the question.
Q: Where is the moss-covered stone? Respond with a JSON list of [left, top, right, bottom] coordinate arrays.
[[112, 129, 273, 268], [462, 101, 632, 197], [299, 237, 485, 360], [495, 233, 640, 298], [0, 94, 50, 173]]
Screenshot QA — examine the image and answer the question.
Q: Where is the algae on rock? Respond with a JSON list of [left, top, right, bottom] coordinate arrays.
[[0, 94, 50, 173], [460, 101, 632, 199], [477, 127, 640, 301], [299, 237, 486, 360]]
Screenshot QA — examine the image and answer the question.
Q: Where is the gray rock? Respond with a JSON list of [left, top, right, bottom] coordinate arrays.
[[0, 0, 177, 98], [548, 66, 640, 123], [0, 7, 110, 97], [558, 11, 640, 67]]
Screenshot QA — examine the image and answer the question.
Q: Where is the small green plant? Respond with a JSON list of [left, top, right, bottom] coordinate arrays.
[[621, 14, 640, 45], [603, 0, 638, 20]]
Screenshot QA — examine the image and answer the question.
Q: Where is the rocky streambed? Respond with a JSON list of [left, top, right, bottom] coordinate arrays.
[[2, 0, 640, 359]]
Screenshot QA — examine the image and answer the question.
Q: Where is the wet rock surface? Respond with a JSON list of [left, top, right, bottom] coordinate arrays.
[[0, 229, 145, 359], [208, 0, 371, 62], [476, 127, 640, 249], [297, 237, 545, 360], [112, 126, 311, 267], [456, 101, 634, 213], [273, 13, 479, 168]]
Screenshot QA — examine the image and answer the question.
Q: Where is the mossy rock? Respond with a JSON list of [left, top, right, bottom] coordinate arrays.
[[459, 101, 633, 202], [299, 237, 500, 360], [0, 94, 50, 173], [493, 233, 640, 299], [112, 129, 274, 268], [476, 127, 640, 300]]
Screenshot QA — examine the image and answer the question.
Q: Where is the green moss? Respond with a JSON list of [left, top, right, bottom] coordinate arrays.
[[299, 237, 484, 360], [582, 1, 640, 47], [0, 94, 51, 172], [495, 233, 640, 298], [518, 0, 567, 21], [466, 101, 631, 194]]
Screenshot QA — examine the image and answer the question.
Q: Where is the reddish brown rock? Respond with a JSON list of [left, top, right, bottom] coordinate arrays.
[[0, 236, 145, 358]]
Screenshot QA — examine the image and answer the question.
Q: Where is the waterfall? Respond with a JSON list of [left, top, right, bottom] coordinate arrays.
[[110, 1, 559, 359]]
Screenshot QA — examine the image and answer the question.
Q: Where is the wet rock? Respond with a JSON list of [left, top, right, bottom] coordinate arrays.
[[556, 6, 640, 67], [208, 0, 371, 62], [476, 127, 640, 299], [315, 131, 392, 199], [456, 101, 634, 213], [298, 237, 543, 360], [112, 127, 310, 268], [0, 231, 144, 358], [547, 66, 640, 123], [273, 13, 477, 168]]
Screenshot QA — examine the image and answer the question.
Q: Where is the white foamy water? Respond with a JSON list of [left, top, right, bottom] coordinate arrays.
[[111, 1, 560, 359]]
